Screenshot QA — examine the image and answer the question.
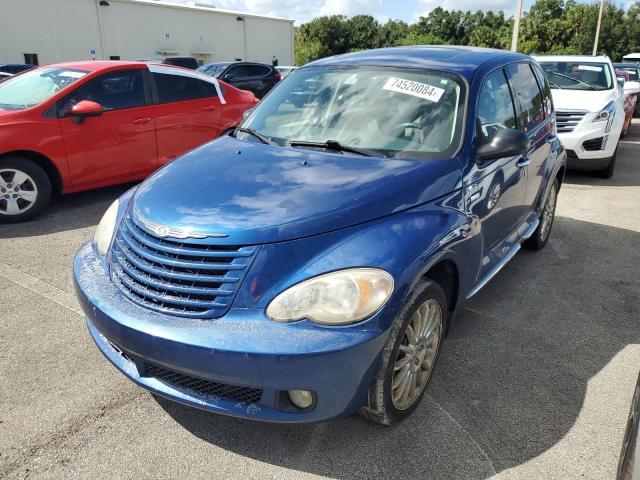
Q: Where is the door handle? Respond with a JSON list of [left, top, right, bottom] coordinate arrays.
[[133, 117, 151, 125], [546, 134, 557, 143], [202, 105, 217, 111], [516, 156, 531, 168]]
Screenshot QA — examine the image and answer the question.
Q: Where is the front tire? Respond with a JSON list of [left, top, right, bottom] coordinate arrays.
[[362, 280, 447, 425], [597, 147, 617, 179], [524, 178, 558, 250], [0, 157, 52, 223]]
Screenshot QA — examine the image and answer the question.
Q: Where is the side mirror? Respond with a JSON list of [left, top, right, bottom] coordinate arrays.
[[223, 74, 235, 81], [618, 77, 626, 88], [70, 100, 104, 124], [477, 128, 531, 162]]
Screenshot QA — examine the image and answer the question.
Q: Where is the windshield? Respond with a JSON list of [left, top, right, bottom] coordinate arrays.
[[619, 67, 639, 81], [242, 66, 465, 159], [538, 61, 613, 91], [0, 67, 88, 110]]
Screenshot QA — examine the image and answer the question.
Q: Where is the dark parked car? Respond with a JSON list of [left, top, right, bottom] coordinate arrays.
[[162, 56, 200, 70], [74, 46, 566, 424], [0, 64, 35, 74], [198, 61, 281, 98]]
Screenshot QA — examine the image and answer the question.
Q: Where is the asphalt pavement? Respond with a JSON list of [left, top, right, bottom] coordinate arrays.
[[1, 121, 639, 480]]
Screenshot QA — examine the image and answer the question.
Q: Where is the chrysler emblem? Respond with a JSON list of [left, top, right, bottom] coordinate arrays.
[[155, 226, 170, 237], [133, 210, 228, 240]]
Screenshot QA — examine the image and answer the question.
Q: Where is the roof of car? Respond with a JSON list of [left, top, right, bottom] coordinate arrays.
[[614, 62, 640, 67], [43, 61, 148, 72], [304, 46, 529, 78], [533, 54, 611, 63]]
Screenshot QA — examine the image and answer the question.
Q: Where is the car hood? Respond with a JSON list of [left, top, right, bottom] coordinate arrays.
[[550, 88, 618, 112], [131, 136, 462, 245]]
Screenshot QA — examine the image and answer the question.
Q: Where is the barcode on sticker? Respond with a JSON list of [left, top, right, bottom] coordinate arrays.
[[382, 77, 445, 102]]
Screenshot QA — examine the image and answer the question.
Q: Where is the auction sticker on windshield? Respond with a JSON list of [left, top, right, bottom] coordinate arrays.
[[383, 77, 445, 102]]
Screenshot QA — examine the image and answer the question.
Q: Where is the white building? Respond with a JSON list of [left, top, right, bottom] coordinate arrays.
[[0, 0, 294, 66]]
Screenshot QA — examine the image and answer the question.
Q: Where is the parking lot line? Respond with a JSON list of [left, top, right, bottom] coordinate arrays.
[[0, 261, 82, 316]]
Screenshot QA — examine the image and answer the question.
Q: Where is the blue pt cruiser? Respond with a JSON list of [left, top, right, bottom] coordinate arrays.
[[74, 47, 566, 425]]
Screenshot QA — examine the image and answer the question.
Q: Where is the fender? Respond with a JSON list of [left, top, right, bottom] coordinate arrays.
[[233, 189, 480, 332]]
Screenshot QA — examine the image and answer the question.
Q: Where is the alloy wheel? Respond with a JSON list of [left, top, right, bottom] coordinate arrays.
[[539, 183, 557, 242], [391, 298, 442, 410], [0, 169, 39, 216]]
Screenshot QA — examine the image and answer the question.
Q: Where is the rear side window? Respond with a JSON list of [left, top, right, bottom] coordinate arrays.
[[153, 72, 217, 103], [477, 68, 517, 141], [247, 65, 271, 77], [507, 63, 545, 130], [60, 69, 146, 114], [226, 65, 249, 78], [532, 63, 554, 117]]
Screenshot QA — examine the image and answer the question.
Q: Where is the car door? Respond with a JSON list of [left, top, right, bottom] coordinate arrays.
[[150, 65, 223, 165], [468, 67, 529, 279], [245, 64, 273, 98], [506, 62, 554, 211], [222, 64, 254, 93], [57, 68, 157, 187]]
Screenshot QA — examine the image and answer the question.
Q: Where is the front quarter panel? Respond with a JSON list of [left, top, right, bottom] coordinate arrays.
[[234, 189, 479, 332]]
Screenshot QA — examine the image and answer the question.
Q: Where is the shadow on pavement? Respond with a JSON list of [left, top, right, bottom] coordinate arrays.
[[156, 216, 640, 479], [0, 183, 134, 239]]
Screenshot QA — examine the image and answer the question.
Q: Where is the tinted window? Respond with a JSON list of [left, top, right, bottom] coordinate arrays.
[[532, 63, 554, 117], [477, 69, 517, 141], [60, 69, 145, 113], [153, 72, 217, 103], [622, 68, 639, 81], [226, 65, 249, 78], [247, 65, 270, 77], [507, 63, 545, 130]]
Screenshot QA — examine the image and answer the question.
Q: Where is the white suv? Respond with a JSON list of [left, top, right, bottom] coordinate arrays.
[[533, 55, 624, 178]]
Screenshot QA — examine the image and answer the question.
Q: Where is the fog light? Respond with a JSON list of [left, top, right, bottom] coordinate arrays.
[[288, 389, 313, 409]]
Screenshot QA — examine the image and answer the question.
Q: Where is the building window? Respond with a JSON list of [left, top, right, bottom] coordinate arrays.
[[110, 56, 120, 61], [24, 53, 39, 65]]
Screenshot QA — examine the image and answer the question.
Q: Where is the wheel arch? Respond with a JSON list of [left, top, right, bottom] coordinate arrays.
[[423, 259, 460, 316], [0, 150, 63, 197]]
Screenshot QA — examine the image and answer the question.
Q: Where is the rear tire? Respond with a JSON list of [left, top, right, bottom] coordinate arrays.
[[524, 178, 558, 251], [0, 157, 52, 223], [361, 280, 447, 425]]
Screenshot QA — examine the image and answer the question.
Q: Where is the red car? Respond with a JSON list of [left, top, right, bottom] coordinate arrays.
[[617, 68, 636, 138], [0, 61, 259, 222]]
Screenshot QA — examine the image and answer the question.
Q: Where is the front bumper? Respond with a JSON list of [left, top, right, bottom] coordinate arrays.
[[559, 119, 621, 170], [73, 243, 389, 422]]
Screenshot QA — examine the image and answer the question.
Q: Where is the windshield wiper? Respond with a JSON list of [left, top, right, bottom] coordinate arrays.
[[234, 127, 278, 146], [550, 72, 596, 90], [287, 139, 378, 157], [548, 80, 563, 89]]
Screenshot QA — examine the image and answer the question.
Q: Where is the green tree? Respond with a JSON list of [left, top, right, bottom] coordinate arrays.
[[347, 15, 381, 51]]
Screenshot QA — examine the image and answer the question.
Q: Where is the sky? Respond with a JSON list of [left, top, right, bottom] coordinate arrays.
[[176, 0, 542, 24]]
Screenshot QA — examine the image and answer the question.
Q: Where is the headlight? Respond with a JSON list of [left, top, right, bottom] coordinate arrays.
[[93, 200, 119, 256], [593, 100, 616, 130], [266, 268, 394, 325]]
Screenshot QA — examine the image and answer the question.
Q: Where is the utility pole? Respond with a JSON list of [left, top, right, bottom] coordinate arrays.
[[511, 0, 523, 52], [593, 0, 605, 55]]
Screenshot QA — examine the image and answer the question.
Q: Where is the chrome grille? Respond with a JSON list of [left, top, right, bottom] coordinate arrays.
[[555, 110, 587, 133], [109, 213, 257, 318]]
